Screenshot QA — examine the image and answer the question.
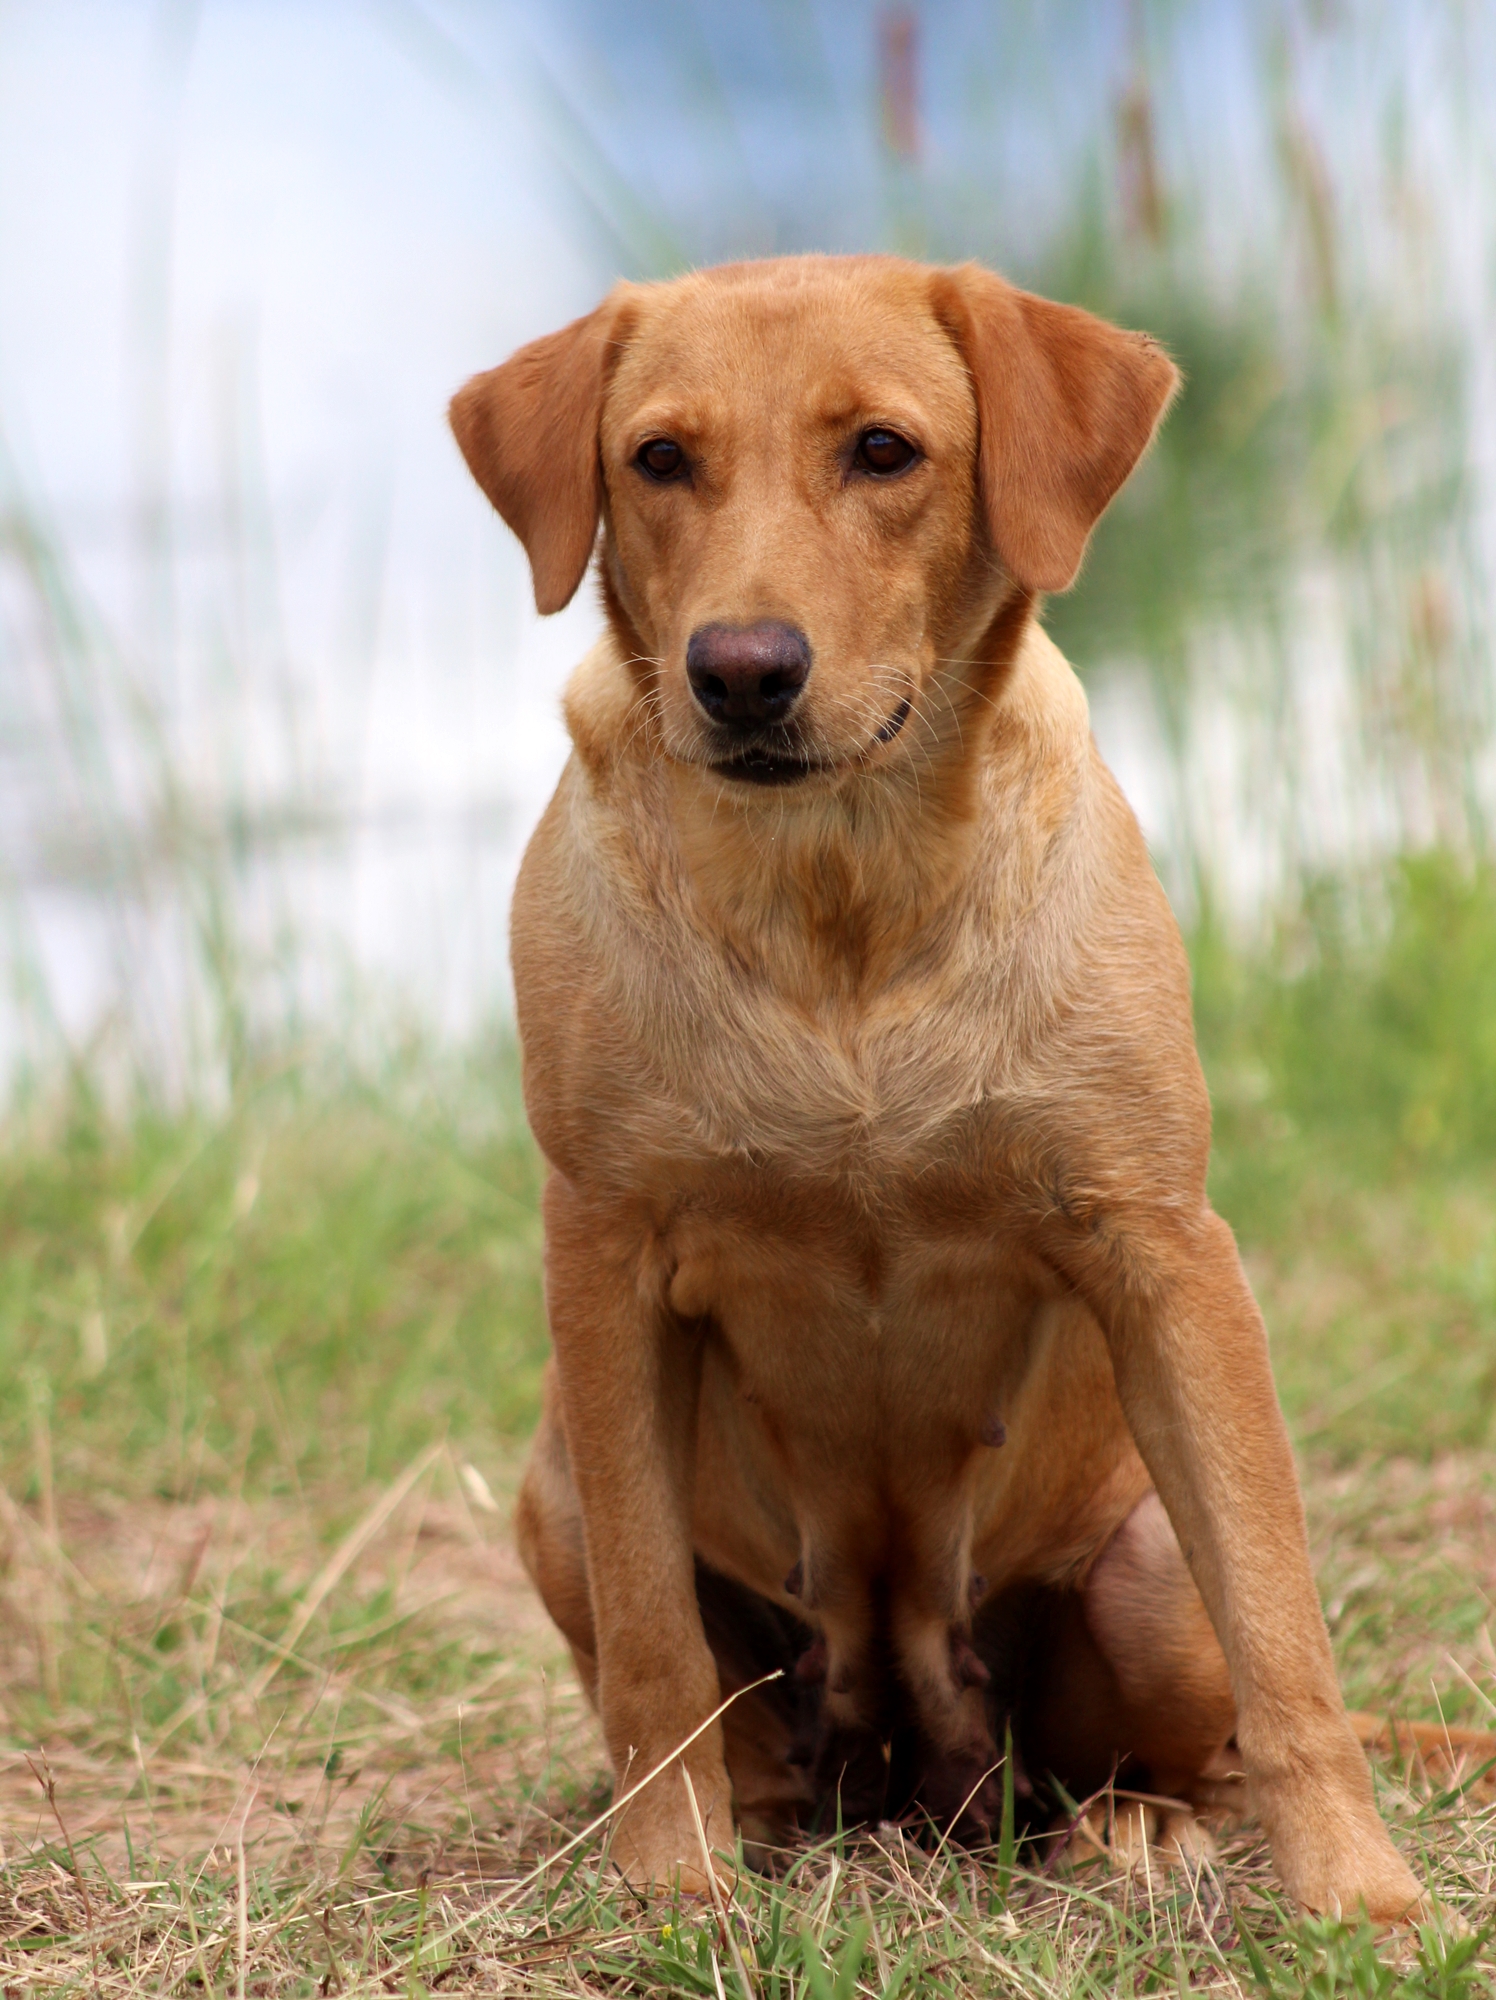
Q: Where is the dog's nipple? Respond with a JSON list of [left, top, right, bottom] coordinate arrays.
[[950, 1634, 992, 1690], [979, 1413, 1007, 1449], [794, 1635, 827, 1683], [783, 1557, 805, 1598]]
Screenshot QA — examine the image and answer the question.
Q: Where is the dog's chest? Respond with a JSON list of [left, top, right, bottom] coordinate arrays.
[[663, 1047, 1057, 1447], [632, 941, 1028, 1186], [580, 831, 1075, 1428]]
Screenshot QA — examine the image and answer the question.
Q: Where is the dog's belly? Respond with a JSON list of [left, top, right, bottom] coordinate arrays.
[[676, 1208, 1146, 1609]]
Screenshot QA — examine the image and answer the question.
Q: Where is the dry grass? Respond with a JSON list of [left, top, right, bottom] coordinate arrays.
[[2, 1440, 1493, 1997]]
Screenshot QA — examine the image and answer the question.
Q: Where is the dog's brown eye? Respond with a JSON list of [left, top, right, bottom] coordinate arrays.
[[636, 438, 686, 480], [855, 428, 918, 476]]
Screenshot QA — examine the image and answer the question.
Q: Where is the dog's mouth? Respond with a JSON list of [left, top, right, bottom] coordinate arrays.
[[710, 748, 827, 787], [709, 697, 913, 788]]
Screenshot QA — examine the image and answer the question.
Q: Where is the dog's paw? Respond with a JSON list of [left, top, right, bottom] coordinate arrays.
[[1067, 1800, 1218, 1882], [1257, 1781, 1425, 1924], [610, 1770, 737, 1901], [612, 1832, 733, 1900], [1293, 1853, 1425, 1928]]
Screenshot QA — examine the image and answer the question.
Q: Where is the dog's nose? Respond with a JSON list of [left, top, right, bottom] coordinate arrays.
[[686, 621, 811, 726]]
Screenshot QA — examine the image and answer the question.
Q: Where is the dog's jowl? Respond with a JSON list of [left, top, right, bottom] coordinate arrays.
[[451, 254, 1422, 1920]]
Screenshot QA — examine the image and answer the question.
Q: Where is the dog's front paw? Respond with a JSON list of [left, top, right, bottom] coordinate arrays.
[[1256, 1770, 1425, 1924], [612, 1833, 731, 1900], [616, 1848, 728, 1899], [611, 1766, 736, 1899]]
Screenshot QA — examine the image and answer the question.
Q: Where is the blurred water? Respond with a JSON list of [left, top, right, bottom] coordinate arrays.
[[0, 0, 603, 1092], [1, 0, 1492, 1099]]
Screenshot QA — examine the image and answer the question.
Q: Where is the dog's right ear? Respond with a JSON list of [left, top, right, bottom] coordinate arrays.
[[449, 294, 627, 615]]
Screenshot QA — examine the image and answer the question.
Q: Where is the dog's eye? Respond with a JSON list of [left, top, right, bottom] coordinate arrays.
[[854, 428, 918, 476], [636, 438, 686, 481]]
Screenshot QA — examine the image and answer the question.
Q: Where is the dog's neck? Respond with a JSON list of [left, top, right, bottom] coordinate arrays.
[[564, 591, 1089, 1000]]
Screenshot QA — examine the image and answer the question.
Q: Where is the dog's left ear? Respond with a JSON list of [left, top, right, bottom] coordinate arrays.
[[449, 290, 631, 615], [932, 263, 1179, 594]]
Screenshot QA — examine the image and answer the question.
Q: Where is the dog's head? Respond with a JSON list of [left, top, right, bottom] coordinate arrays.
[[452, 256, 1175, 793]]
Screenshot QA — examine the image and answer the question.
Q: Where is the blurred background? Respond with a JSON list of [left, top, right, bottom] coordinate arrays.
[[1, 1, 1494, 1496], [5, 0, 1493, 1101]]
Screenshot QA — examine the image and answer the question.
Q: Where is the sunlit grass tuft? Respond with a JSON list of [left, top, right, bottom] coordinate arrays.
[[0, 1038, 547, 1503], [1200, 853, 1496, 1459]]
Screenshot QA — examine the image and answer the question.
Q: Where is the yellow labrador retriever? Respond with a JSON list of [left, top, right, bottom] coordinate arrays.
[[451, 253, 1424, 1919]]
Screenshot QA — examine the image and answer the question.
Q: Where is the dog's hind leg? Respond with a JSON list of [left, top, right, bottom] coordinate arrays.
[[1018, 1492, 1238, 1838], [514, 1365, 600, 1701]]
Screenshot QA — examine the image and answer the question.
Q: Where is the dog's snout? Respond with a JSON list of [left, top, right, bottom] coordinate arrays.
[[686, 621, 811, 727]]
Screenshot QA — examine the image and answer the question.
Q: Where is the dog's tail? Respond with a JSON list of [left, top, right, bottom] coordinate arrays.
[[1348, 1709, 1496, 1777]]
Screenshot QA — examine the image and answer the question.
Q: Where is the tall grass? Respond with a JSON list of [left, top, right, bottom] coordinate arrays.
[[4, 865, 1492, 1519], [1197, 856, 1496, 1458], [0, 1034, 545, 1491]]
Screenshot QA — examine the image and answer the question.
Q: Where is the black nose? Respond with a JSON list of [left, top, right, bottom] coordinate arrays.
[[686, 621, 811, 727]]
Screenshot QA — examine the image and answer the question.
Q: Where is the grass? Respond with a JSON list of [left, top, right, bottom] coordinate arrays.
[[0, 1037, 547, 1497], [1198, 853, 1496, 1465], [2, 861, 1496, 1993]]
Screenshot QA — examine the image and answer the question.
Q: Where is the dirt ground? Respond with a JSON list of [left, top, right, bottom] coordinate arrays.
[[2, 1450, 1493, 1996], [3, 1448, 1493, 1865]]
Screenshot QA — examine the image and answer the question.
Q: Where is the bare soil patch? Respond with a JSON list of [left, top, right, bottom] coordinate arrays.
[[2, 1448, 1493, 1995]]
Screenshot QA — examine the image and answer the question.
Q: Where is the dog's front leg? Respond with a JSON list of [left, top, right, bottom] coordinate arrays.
[[1075, 1204, 1423, 1922], [543, 1172, 733, 1893]]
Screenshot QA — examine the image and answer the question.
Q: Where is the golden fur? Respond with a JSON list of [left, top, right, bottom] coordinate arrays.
[[451, 254, 1425, 1919]]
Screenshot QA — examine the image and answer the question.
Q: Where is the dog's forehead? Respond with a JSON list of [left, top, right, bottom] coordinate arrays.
[[606, 259, 970, 426]]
